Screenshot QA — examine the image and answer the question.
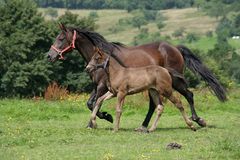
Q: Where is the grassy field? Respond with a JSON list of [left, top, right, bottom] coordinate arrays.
[[40, 8, 217, 44], [0, 89, 239, 160]]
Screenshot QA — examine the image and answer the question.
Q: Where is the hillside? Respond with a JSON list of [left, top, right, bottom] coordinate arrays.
[[40, 8, 217, 44]]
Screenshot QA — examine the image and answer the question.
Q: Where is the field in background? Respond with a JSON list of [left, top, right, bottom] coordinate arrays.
[[40, 7, 240, 52], [40, 8, 216, 43], [0, 89, 239, 159]]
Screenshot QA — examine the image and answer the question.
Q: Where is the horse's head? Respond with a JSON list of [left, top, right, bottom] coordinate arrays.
[[47, 23, 77, 62], [85, 47, 109, 73]]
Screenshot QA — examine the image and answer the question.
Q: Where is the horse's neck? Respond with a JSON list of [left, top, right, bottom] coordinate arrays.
[[75, 37, 94, 62]]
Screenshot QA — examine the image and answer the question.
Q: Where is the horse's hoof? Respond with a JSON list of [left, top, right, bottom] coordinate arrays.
[[190, 117, 207, 127], [197, 118, 207, 127], [134, 126, 149, 133], [102, 112, 113, 123]]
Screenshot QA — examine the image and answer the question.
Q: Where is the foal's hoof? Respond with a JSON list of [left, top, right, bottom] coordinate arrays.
[[87, 121, 97, 129], [191, 117, 207, 127], [134, 126, 149, 133], [190, 126, 197, 131], [102, 112, 113, 123]]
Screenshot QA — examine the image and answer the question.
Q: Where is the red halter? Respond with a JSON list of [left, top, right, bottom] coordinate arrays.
[[51, 30, 77, 60]]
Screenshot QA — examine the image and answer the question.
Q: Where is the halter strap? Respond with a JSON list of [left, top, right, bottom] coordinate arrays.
[[51, 30, 77, 60]]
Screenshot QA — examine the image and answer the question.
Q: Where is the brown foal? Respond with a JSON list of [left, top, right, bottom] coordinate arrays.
[[86, 48, 196, 132]]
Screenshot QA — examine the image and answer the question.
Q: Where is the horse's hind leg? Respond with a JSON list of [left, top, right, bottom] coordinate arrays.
[[172, 76, 206, 127], [167, 94, 196, 131], [148, 89, 164, 132], [135, 93, 155, 133]]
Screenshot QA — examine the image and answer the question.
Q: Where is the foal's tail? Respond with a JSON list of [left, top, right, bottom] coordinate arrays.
[[176, 45, 227, 102]]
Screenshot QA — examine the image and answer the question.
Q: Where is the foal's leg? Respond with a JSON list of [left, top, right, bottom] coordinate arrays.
[[114, 92, 125, 132], [172, 76, 206, 127], [89, 91, 114, 128], [148, 90, 164, 132], [167, 94, 196, 131]]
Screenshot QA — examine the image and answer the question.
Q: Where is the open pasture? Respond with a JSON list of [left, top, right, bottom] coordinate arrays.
[[0, 90, 239, 159]]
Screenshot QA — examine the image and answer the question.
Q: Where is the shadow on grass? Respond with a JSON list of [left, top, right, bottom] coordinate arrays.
[[92, 124, 221, 133]]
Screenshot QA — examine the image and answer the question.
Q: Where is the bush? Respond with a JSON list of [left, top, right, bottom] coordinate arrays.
[[172, 27, 185, 38], [206, 31, 213, 37], [143, 9, 157, 21], [186, 32, 199, 43], [156, 21, 165, 30], [44, 82, 69, 101], [88, 11, 99, 20]]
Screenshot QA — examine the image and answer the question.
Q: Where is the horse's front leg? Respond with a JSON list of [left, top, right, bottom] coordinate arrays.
[[94, 82, 113, 123], [86, 84, 113, 128], [89, 91, 114, 129], [87, 88, 97, 111]]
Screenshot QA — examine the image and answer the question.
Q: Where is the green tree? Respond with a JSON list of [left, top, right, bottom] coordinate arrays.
[[58, 11, 97, 31], [131, 14, 147, 29], [0, 0, 54, 97]]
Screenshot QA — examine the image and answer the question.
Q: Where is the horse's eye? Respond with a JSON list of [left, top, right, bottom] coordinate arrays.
[[58, 33, 65, 41]]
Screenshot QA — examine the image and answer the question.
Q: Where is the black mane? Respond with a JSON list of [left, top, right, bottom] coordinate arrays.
[[68, 27, 124, 54], [67, 27, 126, 67]]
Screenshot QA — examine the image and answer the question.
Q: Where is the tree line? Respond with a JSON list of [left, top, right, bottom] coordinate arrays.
[[35, 0, 195, 10]]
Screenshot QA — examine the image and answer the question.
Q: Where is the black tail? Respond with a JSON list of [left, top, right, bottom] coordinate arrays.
[[177, 45, 227, 102]]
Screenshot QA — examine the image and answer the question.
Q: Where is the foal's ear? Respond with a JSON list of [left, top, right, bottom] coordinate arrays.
[[93, 47, 103, 57], [58, 22, 67, 32]]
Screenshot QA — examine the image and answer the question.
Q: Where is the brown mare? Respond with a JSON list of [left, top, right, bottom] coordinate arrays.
[[86, 48, 196, 132], [47, 24, 226, 131]]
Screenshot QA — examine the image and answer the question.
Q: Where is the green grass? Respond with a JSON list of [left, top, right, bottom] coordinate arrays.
[[0, 89, 240, 159]]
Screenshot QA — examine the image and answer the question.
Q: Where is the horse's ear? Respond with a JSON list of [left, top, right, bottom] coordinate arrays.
[[59, 22, 67, 32]]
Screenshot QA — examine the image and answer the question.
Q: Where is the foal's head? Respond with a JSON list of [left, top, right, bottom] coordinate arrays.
[[85, 47, 108, 73]]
